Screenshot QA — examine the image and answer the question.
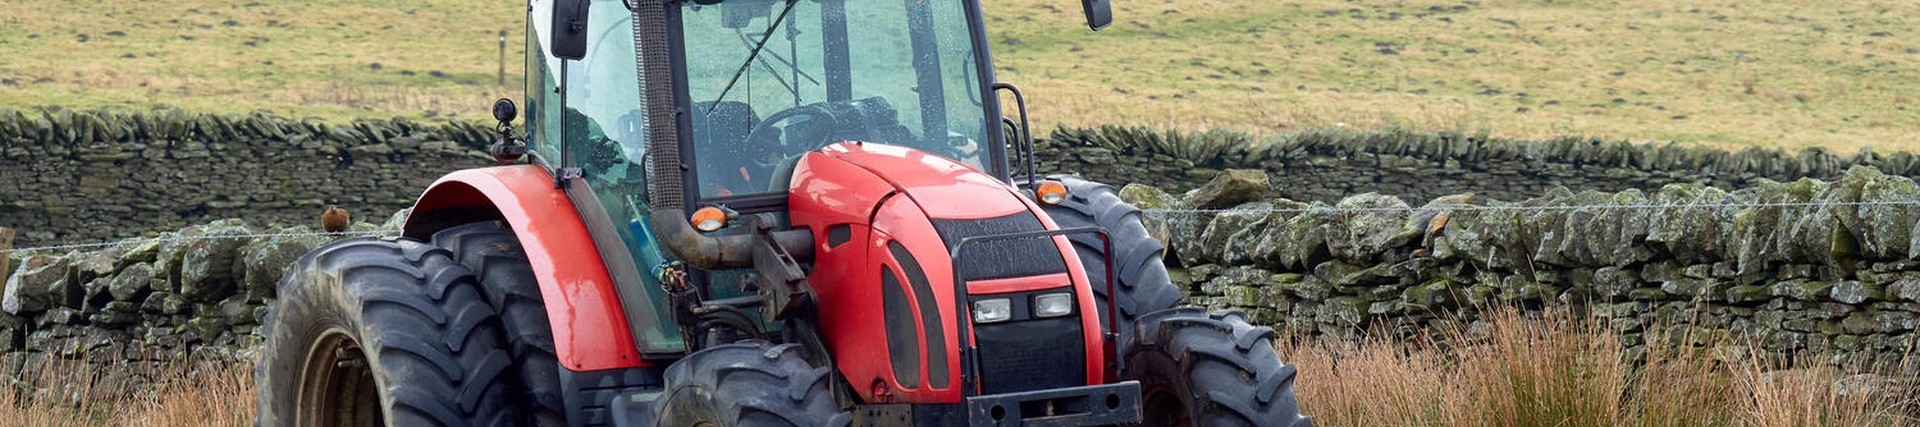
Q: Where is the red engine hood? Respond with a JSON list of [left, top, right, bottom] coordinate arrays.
[[784, 142, 1106, 403], [815, 142, 1029, 220]]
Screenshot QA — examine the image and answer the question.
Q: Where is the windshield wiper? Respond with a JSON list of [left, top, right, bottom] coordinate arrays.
[[738, 33, 799, 104], [706, 0, 800, 115]]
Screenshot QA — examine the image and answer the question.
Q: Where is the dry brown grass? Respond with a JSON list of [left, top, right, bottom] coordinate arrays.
[[0, 307, 1911, 427], [1281, 308, 1917, 427], [0, 358, 254, 427]]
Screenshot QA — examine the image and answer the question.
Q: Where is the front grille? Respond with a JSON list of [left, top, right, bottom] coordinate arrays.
[[931, 212, 1067, 281], [974, 316, 1086, 395]]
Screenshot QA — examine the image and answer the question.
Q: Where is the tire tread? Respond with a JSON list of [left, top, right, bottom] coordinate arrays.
[[431, 222, 570, 426], [656, 341, 851, 427], [1041, 175, 1186, 354], [1128, 308, 1310, 427], [257, 237, 517, 427]]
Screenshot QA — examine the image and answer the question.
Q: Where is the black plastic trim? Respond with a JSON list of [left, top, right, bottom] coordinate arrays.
[[975, 316, 1084, 395], [559, 366, 665, 427], [932, 212, 1067, 281], [882, 265, 922, 388], [827, 224, 852, 248], [889, 241, 949, 388], [851, 381, 1142, 427]]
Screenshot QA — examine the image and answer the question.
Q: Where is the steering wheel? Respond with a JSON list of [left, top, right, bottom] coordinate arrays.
[[742, 104, 840, 154]]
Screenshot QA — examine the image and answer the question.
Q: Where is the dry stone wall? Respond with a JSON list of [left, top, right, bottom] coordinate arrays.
[[8, 110, 1916, 249], [6, 110, 1920, 380], [1126, 166, 1920, 366], [0, 109, 496, 247], [1039, 126, 1920, 205], [0, 213, 401, 389]]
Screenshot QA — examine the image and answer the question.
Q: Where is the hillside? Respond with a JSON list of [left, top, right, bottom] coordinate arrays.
[[2, 0, 1917, 152]]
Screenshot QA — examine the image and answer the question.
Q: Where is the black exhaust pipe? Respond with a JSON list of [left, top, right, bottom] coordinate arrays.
[[634, 3, 808, 269]]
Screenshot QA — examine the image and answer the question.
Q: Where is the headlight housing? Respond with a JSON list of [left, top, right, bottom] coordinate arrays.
[[973, 298, 1012, 324], [1032, 292, 1074, 318]]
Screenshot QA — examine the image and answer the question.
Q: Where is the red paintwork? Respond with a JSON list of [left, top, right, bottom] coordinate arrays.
[[868, 194, 963, 402], [819, 142, 1029, 220], [405, 165, 648, 371], [787, 153, 899, 401], [790, 143, 1109, 402]]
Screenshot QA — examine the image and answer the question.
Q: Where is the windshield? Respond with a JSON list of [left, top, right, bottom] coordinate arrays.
[[680, 0, 990, 198]]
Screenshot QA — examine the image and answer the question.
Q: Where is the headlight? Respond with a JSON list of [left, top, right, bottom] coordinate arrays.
[[973, 298, 1012, 323], [1033, 292, 1074, 318]]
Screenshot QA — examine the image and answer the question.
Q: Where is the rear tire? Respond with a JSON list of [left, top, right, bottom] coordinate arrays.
[[256, 238, 517, 427], [653, 341, 851, 427], [1039, 175, 1185, 354], [431, 222, 568, 427], [1124, 308, 1310, 427]]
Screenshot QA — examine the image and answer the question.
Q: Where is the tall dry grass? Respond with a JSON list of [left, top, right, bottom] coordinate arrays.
[[1, 307, 1912, 426], [1283, 308, 1917, 427], [0, 358, 254, 427]]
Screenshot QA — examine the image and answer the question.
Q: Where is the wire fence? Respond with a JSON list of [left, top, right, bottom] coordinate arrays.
[[4, 198, 1917, 257], [1140, 199, 1920, 215]]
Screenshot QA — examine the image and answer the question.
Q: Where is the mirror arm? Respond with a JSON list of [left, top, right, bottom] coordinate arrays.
[[992, 82, 1035, 189]]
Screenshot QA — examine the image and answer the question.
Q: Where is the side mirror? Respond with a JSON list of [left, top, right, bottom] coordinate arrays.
[[492, 98, 518, 123], [551, 0, 590, 60], [1081, 0, 1113, 31]]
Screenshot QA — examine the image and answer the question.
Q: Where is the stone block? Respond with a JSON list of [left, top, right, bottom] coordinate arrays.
[[1181, 169, 1267, 209], [179, 223, 252, 303], [1770, 280, 1834, 301], [3, 253, 75, 314], [1829, 281, 1882, 305]]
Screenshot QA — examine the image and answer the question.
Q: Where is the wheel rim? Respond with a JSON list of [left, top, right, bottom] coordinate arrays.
[[1140, 384, 1192, 427], [298, 328, 383, 427]]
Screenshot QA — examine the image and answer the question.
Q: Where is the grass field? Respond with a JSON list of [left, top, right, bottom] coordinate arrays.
[[2, 0, 1918, 152]]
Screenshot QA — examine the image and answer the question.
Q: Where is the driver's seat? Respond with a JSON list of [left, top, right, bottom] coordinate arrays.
[[690, 100, 763, 151], [690, 101, 769, 195]]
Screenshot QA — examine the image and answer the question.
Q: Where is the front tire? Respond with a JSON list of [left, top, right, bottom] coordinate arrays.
[[1040, 175, 1186, 354], [431, 222, 567, 426], [653, 341, 850, 427], [256, 238, 517, 426], [1124, 308, 1310, 427]]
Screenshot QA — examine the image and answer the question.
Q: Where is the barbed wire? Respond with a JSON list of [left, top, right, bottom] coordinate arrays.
[[1140, 199, 1920, 215], [3, 230, 399, 256], [3, 199, 1916, 257]]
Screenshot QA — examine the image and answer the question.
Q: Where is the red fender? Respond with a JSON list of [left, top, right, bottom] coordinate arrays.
[[403, 165, 647, 371]]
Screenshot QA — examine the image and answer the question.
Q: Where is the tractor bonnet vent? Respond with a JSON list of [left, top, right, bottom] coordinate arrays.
[[931, 212, 1067, 281]]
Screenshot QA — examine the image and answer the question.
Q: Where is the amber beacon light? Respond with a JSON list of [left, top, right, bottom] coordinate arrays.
[[1035, 180, 1069, 205]]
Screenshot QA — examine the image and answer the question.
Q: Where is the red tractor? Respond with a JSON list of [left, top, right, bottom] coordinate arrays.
[[255, 0, 1308, 425]]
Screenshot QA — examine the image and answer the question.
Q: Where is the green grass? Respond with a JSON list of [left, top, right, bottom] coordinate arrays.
[[2, 0, 1918, 152], [0, 0, 524, 121]]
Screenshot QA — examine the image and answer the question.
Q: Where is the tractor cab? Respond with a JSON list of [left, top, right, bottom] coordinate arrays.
[[523, 0, 1016, 355], [532, 0, 1005, 197]]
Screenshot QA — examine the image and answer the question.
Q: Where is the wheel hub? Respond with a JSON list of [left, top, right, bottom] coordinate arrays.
[[298, 328, 382, 426]]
